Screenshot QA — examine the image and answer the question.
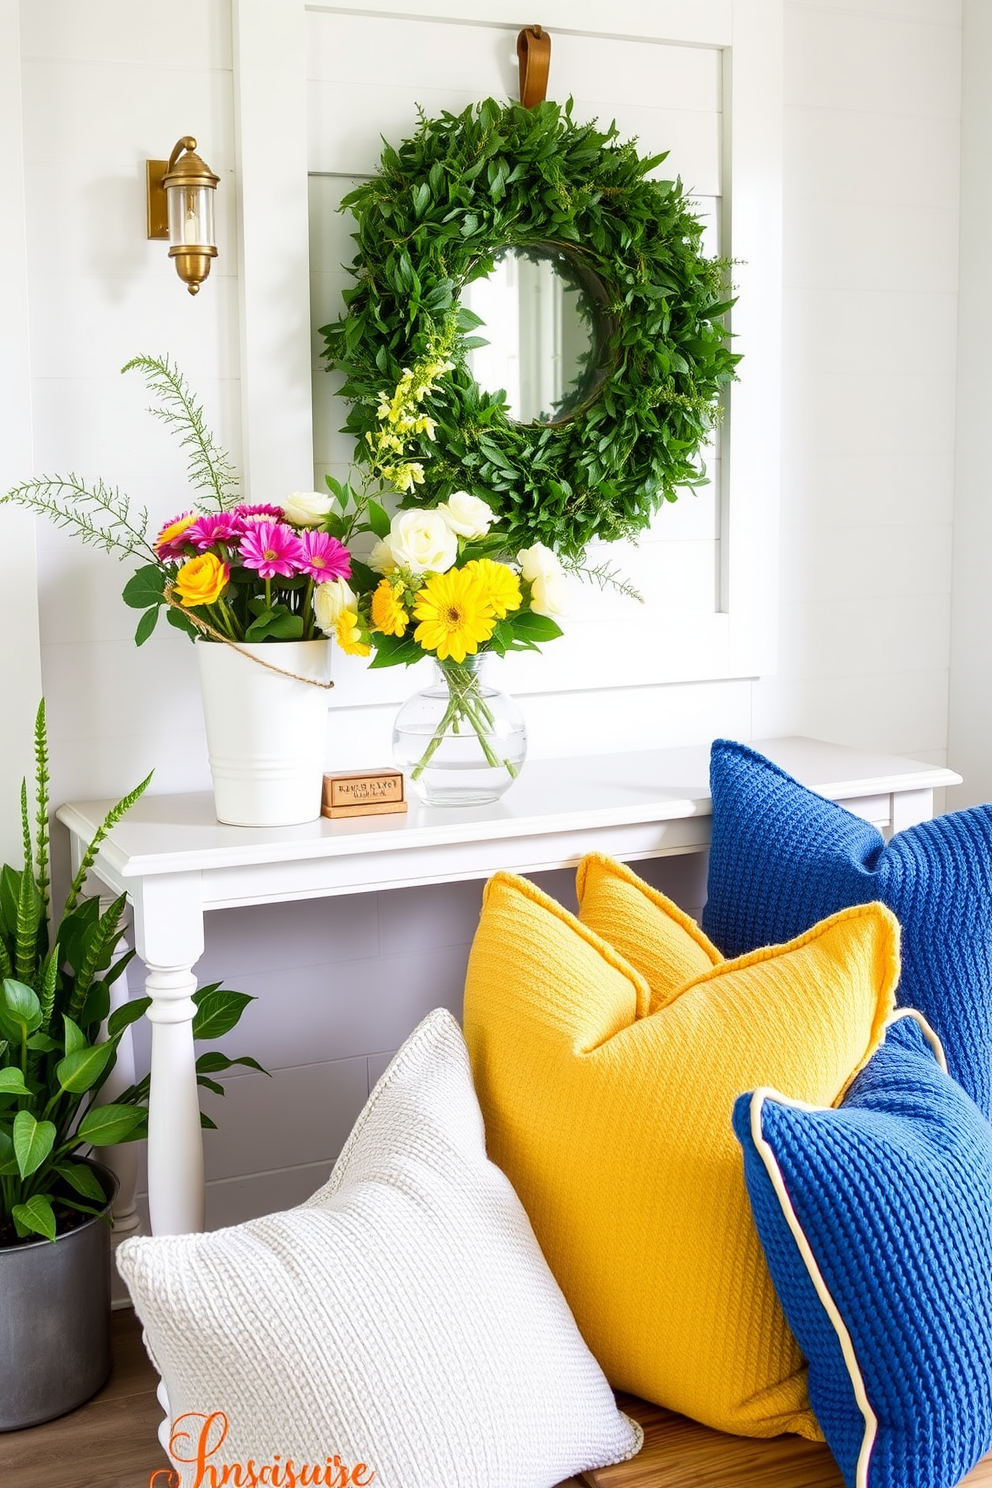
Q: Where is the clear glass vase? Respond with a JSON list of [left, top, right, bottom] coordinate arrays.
[[393, 654, 527, 806]]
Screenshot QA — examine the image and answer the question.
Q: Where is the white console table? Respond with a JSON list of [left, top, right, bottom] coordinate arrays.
[[57, 736, 961, 1237]]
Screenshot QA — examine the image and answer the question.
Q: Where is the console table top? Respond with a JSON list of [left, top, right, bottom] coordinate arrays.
[[57, 735, 961, 882], [53, 733, 962, 1239]]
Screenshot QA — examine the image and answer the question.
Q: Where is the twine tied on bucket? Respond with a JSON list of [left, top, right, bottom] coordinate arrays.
[[164, 586, 336, 689]]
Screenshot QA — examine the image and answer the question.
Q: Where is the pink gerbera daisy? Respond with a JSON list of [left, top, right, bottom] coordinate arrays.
[[232, 503, 284, 523], [297, 530, 352, 583], [239, 520, 305, 578], [184, 512, 242, 550]]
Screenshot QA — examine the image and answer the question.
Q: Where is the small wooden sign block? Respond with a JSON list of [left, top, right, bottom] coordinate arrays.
[[322, 769, 408, 818]]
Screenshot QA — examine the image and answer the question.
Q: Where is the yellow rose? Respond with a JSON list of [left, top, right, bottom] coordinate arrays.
[[175, 552, 229, 607]]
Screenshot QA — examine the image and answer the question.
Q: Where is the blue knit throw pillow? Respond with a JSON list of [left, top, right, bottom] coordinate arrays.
[[703, 739, 992, 1115], [732, 1014, 992, 1488]]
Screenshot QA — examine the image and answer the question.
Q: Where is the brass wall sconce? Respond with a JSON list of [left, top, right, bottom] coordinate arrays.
[[146, 137, 219, 295]]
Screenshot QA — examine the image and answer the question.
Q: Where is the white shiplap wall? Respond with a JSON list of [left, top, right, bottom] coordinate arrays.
[[20, 0, 241, 806], [307, 9, 964, 824], [9, 0, 963, 1230], [947, 0, 992, 809], [752, 0, 961, 762], [0, 0, 43, 865]]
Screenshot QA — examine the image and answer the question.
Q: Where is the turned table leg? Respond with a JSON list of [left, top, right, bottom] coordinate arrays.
[[142, 968, 203, 1446], [144, 962, 205, 1236], [133, 961, 203, 1456], [131, 874, 207, 1238]]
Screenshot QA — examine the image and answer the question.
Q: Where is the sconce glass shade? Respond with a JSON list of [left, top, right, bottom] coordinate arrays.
[[166, 181, 216, 249], [158, 137, 219, 295]]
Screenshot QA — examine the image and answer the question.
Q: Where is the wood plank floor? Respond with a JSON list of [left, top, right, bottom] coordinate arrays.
[[0, 1309, 167, 1487], [4, 1307, 992, 1488]]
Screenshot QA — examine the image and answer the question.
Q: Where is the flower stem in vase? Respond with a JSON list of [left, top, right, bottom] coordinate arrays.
[[394, 654, 527, 806]]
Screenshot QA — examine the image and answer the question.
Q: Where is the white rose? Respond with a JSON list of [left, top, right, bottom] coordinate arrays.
[[518, 542, 568, 618], [437, 491, 494, 540], [282, 490, 335, 526], [369, 539, 398, 575], [384, 509, 458, 575], [312, 578, 357, 635]]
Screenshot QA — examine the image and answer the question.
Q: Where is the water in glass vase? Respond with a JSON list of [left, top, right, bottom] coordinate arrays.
[[393, 654, 527, 806]]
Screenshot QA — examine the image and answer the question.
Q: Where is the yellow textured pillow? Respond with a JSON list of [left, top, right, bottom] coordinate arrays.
[[576, 853, 721, 1008], [463, 872, 899, 1439]]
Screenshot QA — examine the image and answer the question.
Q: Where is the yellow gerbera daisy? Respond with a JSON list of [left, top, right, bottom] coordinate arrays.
[[463, 558, 522, 620], [413, 567, 496, 664], [370, 579, 409, 637], [154, 511, 198, 553], [334, 609, 371, 658]]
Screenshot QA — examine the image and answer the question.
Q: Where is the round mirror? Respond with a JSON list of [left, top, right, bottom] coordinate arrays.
[[461, 245, 615, 426]]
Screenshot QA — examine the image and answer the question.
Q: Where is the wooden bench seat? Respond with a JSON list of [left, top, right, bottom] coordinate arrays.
[[6, 1310, 991, 1488], [564, 1394, 992, 1488]]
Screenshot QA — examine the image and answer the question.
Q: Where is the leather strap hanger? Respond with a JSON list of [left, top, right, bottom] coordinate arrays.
[[517, 25, 551, 108]]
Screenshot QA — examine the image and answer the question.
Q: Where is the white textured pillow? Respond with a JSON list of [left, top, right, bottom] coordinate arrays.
[[117, 1009, 641, 1488]]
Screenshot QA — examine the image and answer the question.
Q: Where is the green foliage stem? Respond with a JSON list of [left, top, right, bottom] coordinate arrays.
[[1, 355, 239, 569], [121, 355, 240, 510], [61, 773, 153, 922], [0, 474, 154, 561]]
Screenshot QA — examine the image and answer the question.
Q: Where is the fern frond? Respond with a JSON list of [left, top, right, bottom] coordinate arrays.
[[563, 558, 644, 603], [32, 701, 50, 934], [66, 896, 126, 1023], [122, 355, 240, 510], [62, 771, 153, 919], [0, 474, 153, 560]]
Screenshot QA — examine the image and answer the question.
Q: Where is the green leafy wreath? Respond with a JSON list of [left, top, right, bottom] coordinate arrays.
[[319, 97, 740, 563]]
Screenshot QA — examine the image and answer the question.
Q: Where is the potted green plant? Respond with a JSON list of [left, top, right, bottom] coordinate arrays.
[[0, 701, 260, 1431]]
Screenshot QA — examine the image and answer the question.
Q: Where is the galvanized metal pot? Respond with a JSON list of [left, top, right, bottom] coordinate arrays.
[[0, 1159, 118, 1431]]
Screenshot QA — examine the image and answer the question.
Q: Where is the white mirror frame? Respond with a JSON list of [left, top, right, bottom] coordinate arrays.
[[231, 0, 782, 685]]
